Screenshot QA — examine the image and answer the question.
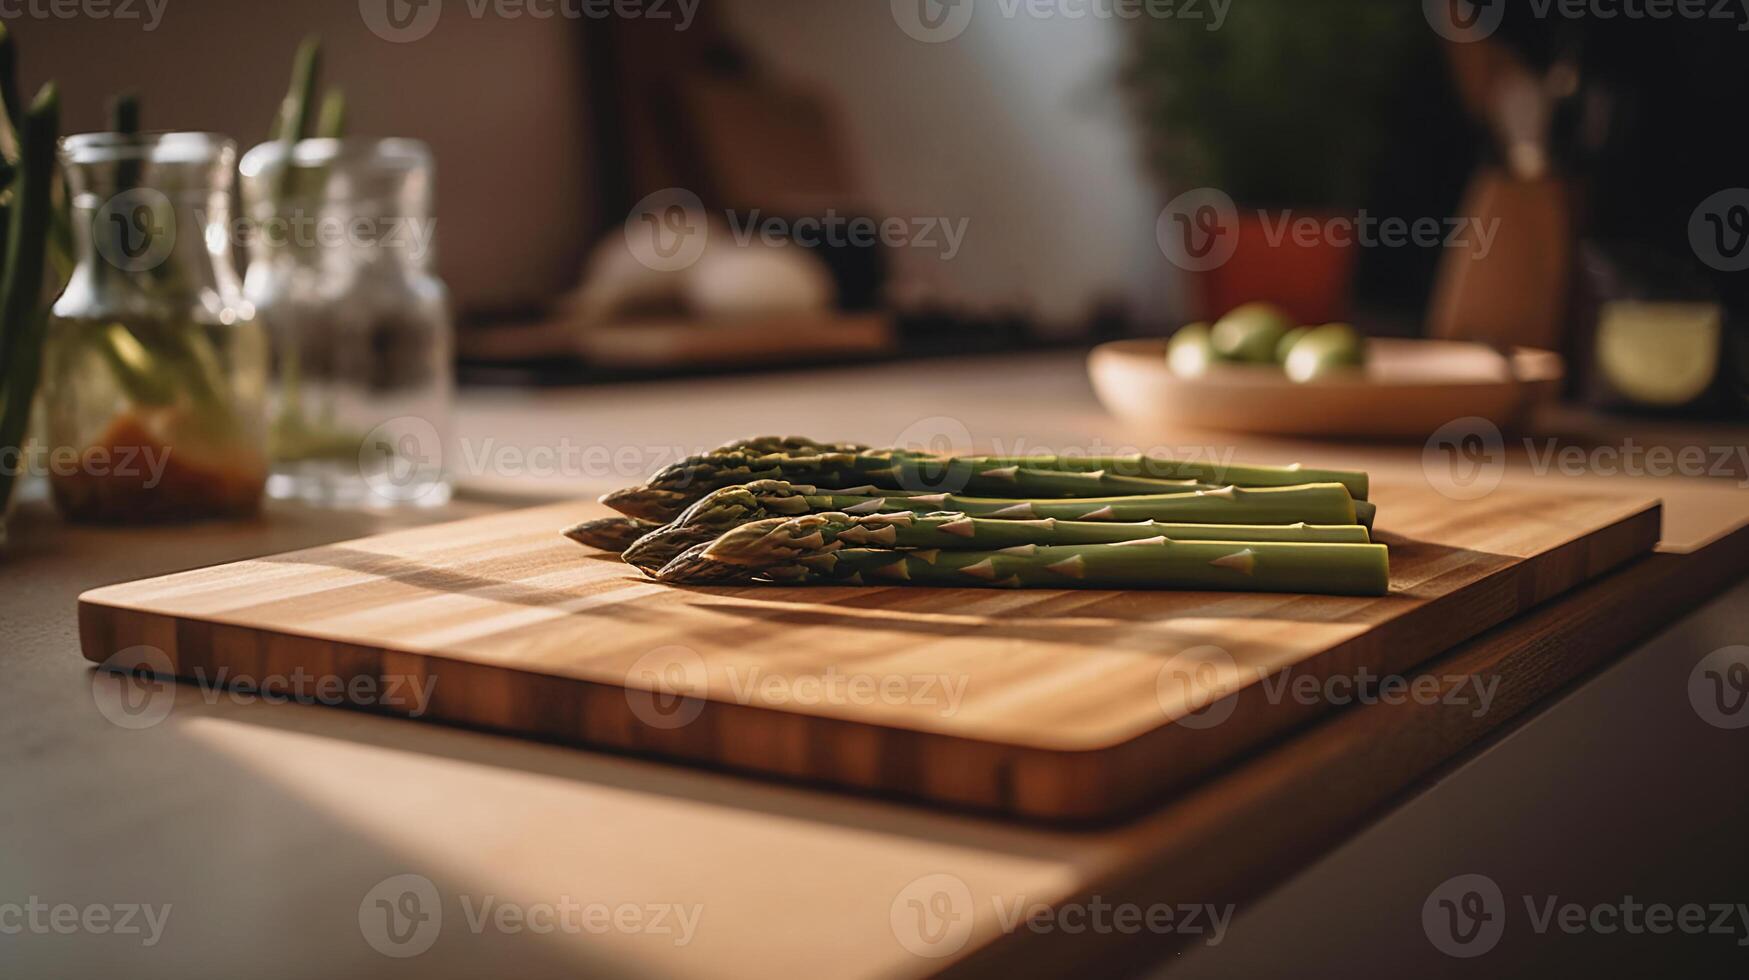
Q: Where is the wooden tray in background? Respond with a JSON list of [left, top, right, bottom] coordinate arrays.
[[78, 482, 1658, 822], [1090, 338, 1563, 440]]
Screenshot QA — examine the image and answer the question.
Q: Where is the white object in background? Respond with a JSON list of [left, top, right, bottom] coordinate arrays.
[[684, 243, 836, 319]]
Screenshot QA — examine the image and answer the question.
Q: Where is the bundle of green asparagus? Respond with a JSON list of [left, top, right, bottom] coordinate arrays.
[[568, 436, 1389, 596]]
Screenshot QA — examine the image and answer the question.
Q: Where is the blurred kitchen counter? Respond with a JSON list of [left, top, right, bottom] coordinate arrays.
[[3, 350, 1746, 978]]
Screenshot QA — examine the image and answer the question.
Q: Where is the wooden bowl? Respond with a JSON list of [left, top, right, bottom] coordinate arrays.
[[1088, 338, 1563, 439]]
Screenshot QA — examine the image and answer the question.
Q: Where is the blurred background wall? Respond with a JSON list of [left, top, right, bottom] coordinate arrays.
[[15, 0, 594, 315], [14, 0, 1164, 331]]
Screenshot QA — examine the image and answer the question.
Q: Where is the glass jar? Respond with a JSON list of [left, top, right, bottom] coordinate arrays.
[[44, 133, 268, 523], [240, 138, 452, 508]]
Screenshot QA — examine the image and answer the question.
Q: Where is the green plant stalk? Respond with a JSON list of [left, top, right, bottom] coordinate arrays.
[[270, 36, 322, 204], [0, 24, 21, 150], [0, 84, 61, 514], [615, 480, 1369, 572], [658, 514, 1391, 596], [315, 88, 347, 139]]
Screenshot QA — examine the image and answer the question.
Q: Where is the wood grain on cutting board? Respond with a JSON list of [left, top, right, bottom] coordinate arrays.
[[78, 481, 1659, 821]]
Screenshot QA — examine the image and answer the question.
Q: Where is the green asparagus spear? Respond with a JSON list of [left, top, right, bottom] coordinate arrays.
[[657, 513, 1391, 596], [0, 84, 61, 514], [606, 450, 1214, 522], [701, 435, 1370, 500], [562, 516, 662, 552], [1354, 499, 1377, 531], [945, 454, 1367, 500], [617, 480, 1370, 572]]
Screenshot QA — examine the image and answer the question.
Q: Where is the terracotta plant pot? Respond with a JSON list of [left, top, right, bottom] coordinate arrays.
[[1192, 210, 1357, 325]]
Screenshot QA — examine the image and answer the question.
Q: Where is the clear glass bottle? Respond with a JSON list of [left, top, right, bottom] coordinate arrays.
[[240, 138, 452, 508], [44, 133, 268, 523]]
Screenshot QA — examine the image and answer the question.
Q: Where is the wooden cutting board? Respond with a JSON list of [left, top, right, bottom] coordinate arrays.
[[78, 482, 1659, 822]]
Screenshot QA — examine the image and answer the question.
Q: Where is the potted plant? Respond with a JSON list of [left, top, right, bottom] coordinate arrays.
[[1121, 1, 1422, 323], [0, 25, 64, 549]]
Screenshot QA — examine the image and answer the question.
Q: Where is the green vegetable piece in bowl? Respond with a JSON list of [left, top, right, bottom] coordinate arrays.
[[1212, 302, 1294, 363], [1274, 326, 1310, 363], [1284, 323, 1366, 383], [1166, 322, 1216, 378]]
